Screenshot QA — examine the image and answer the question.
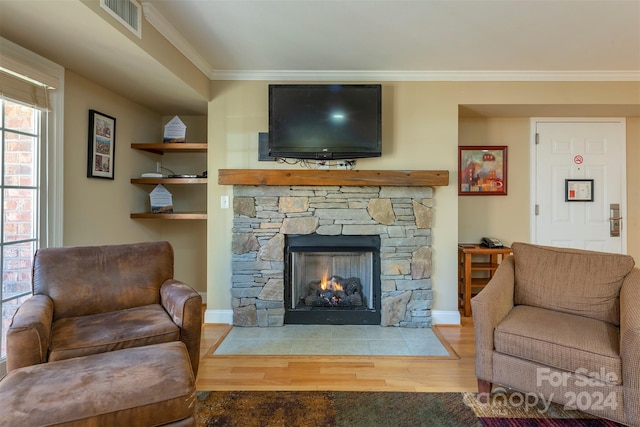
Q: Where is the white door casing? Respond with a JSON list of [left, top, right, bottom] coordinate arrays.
[[531, 119, 626, 253]]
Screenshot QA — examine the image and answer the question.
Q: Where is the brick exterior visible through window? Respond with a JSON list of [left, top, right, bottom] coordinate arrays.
[[1, 99, 39, 360]]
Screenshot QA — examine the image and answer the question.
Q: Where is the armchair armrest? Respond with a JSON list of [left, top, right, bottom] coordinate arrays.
[[471, 255, 516, 382], [620, 267, 640, 423], [6, 294, 53, 372], [161, 280, 202, 376]]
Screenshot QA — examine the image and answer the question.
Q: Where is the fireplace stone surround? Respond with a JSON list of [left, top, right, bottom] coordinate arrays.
[[230, 184, 435, 328]]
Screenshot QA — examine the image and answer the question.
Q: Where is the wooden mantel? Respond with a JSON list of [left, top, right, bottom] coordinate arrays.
[[218, 169, 449, 187]]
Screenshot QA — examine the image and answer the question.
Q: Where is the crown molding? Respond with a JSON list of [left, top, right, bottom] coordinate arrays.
[[209, 69, 640, 82], [139, 3, 639, 83], [141, 2, 214, 77]]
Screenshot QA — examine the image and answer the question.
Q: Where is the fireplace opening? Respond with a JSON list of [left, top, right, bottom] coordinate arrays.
[[284, 234, 381, 325]]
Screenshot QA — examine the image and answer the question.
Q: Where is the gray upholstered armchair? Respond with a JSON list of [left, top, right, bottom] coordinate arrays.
[[7, 241, 202, 376], [472, 242, 640, 426]]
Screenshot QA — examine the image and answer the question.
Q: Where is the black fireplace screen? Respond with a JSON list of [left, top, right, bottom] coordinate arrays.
[[291, 251, 373, 309], [284, 234, 381, 325]]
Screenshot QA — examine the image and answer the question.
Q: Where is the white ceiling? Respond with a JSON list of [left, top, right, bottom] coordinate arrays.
[[1, 0, 639, 115], [146, 0, 640, 77]]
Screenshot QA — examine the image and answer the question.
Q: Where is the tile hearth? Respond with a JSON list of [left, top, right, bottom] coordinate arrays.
[[212, 325, 451, 357]]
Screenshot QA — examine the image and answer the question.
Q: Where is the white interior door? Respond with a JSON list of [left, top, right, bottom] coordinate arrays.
[[533, 119, 626, 253]]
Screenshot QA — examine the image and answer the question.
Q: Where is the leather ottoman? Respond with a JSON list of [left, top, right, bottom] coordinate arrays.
[[0, 341, 196, 426]]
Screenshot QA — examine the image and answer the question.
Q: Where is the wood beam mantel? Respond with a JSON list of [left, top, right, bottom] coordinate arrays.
[[218, 169, 449, 187]]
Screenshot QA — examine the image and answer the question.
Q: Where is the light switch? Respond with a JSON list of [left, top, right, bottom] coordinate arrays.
[[221, 195, 230, 209]]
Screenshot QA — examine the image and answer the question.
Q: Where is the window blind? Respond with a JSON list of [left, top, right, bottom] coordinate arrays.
[[0, 55, 57, 111]]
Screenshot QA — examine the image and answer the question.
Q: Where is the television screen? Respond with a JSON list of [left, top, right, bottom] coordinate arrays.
[[268, 84, 382, 160]]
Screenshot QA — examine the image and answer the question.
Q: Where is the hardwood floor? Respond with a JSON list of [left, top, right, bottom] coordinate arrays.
[[195, 316, 478, 392]]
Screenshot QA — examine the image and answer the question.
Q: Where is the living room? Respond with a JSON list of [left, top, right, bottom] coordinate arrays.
[[1, 1, 640, 425], [5, 0, 640, 325]]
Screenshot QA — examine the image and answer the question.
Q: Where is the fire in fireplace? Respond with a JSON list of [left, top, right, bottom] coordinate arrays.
[[285, 234, 381, 325], [303, 272, 364, 308]]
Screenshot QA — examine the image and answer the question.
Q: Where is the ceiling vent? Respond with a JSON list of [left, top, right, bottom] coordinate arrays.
[[100, 0, 142, 38]]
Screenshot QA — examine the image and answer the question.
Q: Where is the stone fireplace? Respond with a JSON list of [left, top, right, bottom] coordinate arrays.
[[230, 184, 435, 328]]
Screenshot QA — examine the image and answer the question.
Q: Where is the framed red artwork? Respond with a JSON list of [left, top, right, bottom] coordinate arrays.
[[458, 146, 507, 195]]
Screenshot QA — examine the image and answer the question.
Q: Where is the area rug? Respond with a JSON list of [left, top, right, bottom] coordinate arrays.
[[195, 390, 625, 426], [212, 325, 453, 357]]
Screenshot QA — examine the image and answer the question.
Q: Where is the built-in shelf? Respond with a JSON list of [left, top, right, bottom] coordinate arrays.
[[131, 143, 208, 220], [130, 212, 207, 220], [218, 169, 449, 187], [130, 143, 207, 155]]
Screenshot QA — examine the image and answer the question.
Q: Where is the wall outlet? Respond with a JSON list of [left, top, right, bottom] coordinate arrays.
[[315, 160, 330, 170]]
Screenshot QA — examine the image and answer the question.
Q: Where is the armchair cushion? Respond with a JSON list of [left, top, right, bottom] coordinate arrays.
[[495, 305, 621, 385], [512, 242, 634, 325], [49, 304, 180, 362]]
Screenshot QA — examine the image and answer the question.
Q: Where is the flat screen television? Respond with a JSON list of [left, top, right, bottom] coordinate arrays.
[[268, 84, 382, 160]]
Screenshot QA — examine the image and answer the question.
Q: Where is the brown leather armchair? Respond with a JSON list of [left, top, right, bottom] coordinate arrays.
[[7, 241, 202, 376], [472, 242, 640, 426]]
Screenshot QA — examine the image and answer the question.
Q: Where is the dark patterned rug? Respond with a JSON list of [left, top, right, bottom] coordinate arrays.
[[195, 390, 625, 426]]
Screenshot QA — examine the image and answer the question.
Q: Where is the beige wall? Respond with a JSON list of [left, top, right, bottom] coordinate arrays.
[[63, 71, 207, 292], [207, 80, 640, 320], [458, 118, 531, 247]]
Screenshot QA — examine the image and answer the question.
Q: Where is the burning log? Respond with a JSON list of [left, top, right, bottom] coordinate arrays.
[[303, 275, 364, 307]]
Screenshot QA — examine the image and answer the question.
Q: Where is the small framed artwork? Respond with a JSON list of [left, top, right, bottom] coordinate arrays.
[[565, 179, 594, 202], [87, 109, 116, 179], [458, 146, 507, 195]]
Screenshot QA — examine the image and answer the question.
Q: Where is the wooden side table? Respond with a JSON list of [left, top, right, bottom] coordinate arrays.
[[458, 244, 512, 317]]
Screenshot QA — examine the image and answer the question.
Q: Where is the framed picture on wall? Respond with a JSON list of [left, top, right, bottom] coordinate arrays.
[[565, 179, 594, 202], [458, 146, 507, 195], [87, 109, 116, 179]]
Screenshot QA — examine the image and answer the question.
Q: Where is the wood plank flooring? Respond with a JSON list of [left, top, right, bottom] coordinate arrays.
[[196, 317, 477, 392]]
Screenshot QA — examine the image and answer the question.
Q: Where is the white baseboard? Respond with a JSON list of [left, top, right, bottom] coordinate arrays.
[[432, 310, 461, 325], [204, 308, 233, 324]]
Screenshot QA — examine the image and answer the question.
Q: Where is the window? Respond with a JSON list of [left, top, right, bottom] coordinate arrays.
[[0, 37, 64, 374], [0, 99, 40, 359]]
